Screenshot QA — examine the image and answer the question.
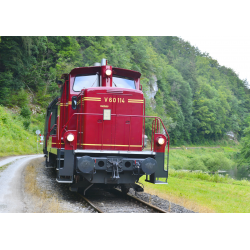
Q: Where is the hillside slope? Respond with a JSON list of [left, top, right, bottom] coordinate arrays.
[[0, 106, 41, 156], [0, 36, 249, 146]]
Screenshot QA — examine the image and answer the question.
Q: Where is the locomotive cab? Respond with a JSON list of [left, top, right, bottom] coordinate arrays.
[[43, 59, 169, 194]]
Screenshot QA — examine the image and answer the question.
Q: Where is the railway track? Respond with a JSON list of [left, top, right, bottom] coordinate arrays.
[[78, 194, 104, 213], [33, 160, 193, 213], [78, 188, 168, 213]]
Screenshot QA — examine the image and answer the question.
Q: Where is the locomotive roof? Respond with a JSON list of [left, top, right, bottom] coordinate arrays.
[[67, 66, 141, 79]]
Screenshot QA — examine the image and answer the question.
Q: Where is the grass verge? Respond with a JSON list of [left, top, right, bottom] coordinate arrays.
[[24, 159, 70, 213], [139, 170, 250, 213], [0, 106, 43, 157], [0, 162, 12, 173]]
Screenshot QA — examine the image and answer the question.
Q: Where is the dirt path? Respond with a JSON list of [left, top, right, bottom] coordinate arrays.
[[0, 155, 43, 213]]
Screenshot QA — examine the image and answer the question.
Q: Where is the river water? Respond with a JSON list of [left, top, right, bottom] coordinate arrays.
[[219, 167, 250, 181]]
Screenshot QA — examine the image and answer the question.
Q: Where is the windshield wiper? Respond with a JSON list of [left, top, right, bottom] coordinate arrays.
[[91, 77, 98, 87]]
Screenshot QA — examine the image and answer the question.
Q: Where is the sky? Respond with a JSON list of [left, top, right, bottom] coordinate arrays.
[[1, 1, 249, 87], [180, 35, 250, 84]]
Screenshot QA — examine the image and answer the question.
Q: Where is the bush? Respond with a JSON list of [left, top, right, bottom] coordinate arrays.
[[185, 157, 207, 171], [23, 119, 31, 130], [0, 106, 40, 156], [20, 106, 31, 119], [183, 152, 235, 172], [9, 88, 29, 108], [201, 153, 234, 172]]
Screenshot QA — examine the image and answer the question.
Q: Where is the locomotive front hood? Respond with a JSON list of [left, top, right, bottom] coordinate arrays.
[[77, 87, 144, 151]]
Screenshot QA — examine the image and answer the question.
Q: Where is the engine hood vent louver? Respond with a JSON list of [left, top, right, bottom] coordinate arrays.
[[106, 90, 124, 94]]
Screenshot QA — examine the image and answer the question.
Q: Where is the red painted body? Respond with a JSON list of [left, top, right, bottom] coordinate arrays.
[[47, 63, 169, 155], [78, 87, 143, 151]]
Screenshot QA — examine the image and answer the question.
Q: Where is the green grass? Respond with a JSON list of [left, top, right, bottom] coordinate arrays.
[[0, 106, 43, 156], [169, 169, 248, 184], [168, 146, 238, 171], [0, 162, 13, 172], [151, 146, 248, 212], [140, 170, 250, 213]]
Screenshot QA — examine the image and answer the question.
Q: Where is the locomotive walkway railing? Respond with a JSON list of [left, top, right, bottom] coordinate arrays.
[[62, 113, 169, 150], [57, 112, 170, 174], [60, 112, 169, 152]]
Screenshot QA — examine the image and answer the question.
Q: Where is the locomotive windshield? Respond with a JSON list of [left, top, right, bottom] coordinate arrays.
[[112, 76, 135, 89], [73, 74, 99, 91]]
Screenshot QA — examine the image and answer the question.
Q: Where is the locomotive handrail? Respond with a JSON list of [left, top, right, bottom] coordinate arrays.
[[151, 118, 161, 151], [59, 112, 170, 154], [49, 124, 57, 135]]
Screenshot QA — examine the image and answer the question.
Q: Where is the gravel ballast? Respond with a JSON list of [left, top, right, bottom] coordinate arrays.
[[128, 190, 195, 213], [31, 158, 195, 213], [32, 158, 93, 213]]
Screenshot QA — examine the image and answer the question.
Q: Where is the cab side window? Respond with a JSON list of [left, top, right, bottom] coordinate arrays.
[[46, 97, 58, 135]]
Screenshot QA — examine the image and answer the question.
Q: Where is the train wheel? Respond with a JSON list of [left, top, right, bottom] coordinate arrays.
[[121, 185, 130, 194], [45, 156, 49, 167]]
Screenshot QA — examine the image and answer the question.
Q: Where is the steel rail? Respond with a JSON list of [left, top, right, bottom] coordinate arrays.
[[112, 188, 167, 213], [78, 189, 167, 213], [78, 194, 104, 213]]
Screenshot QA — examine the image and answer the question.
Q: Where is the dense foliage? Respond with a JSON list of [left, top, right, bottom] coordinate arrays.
[[1, 36, 250, 146], [0, 106, 41, 156], [169, 147, 237, 173], [235, 116, 250, 176]]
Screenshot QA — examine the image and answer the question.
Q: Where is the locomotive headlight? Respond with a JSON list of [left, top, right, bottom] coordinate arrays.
[[67, 134, 74, 142], [157, 138, 165, 145], [106, 69, 112, 76]]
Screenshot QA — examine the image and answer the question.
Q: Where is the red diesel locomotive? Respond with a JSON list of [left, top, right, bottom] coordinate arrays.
[[43, 59, 169, 194]]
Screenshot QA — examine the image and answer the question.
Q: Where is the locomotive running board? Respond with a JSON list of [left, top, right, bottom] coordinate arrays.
[[45, 165, 54, 169], [145, 179, 168, 184], [154, 180, 168, 184], [74, 149, 156, 155], [56, 179, 73, 183]]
